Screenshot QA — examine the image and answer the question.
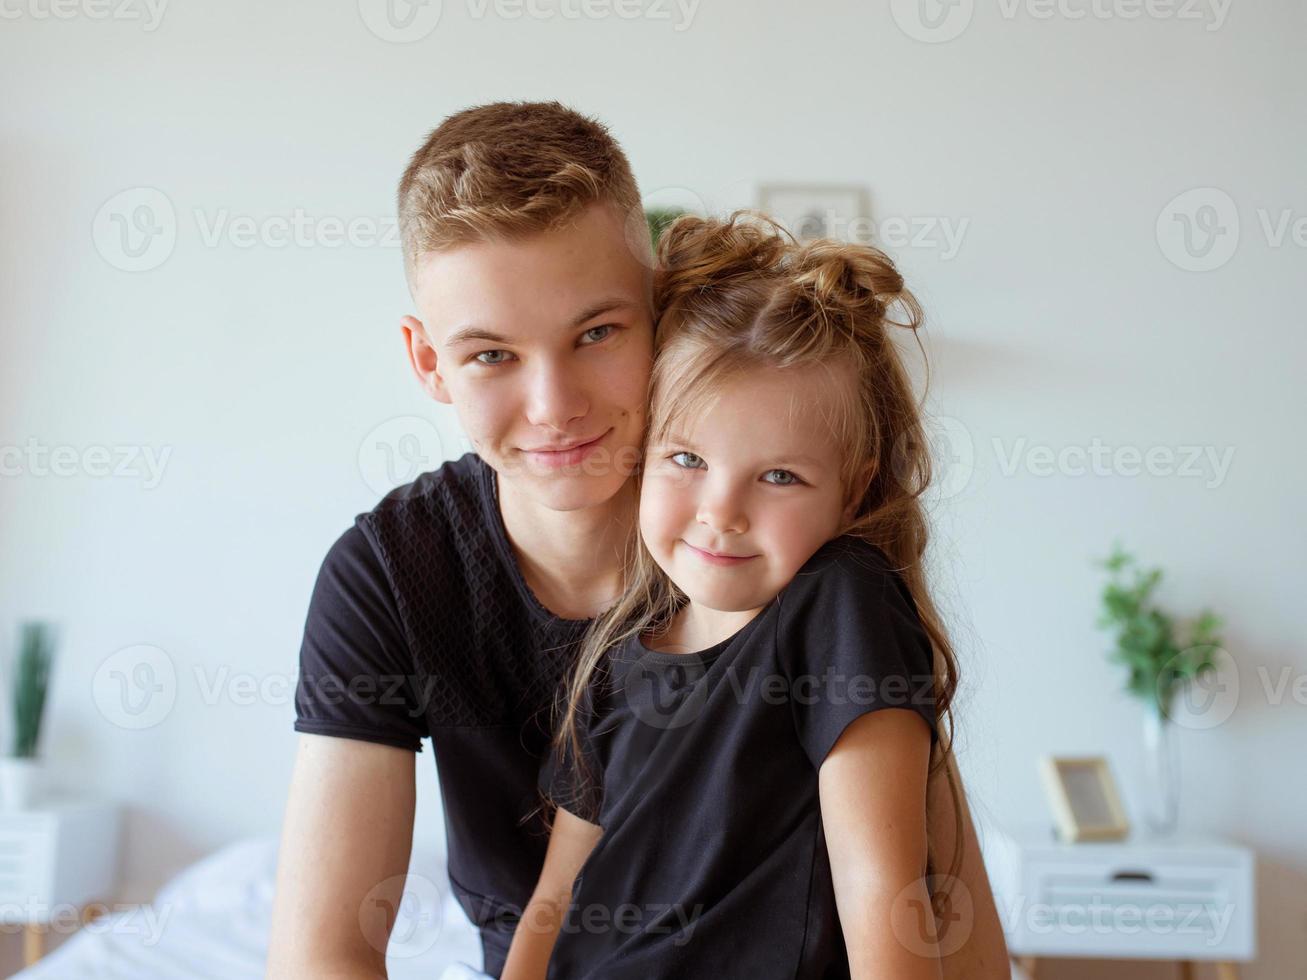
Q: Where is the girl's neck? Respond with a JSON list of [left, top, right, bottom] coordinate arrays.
[[496, 471, 638, 621], [647, 600, 766, 655]]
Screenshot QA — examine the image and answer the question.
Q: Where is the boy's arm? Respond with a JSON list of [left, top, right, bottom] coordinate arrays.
[[270, 525, 432, 978], [500, 807, 603, 980], [267, 734, 418, 979], [819, 708, 943, 980]]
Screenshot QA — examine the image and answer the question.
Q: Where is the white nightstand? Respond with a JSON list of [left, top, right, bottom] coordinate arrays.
[[0, 797, 121, 966], [989, 823, 1255, 980]]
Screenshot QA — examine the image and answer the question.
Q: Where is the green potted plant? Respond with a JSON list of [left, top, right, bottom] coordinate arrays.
[[1, 622, 55, 810], [1095, 543, 1225, 836]]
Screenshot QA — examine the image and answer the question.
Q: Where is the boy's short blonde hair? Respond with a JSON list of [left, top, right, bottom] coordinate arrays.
[[397, 101, 642, 281]]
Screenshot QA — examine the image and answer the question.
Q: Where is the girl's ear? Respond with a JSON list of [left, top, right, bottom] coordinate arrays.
[[842, 459, 877, 525]]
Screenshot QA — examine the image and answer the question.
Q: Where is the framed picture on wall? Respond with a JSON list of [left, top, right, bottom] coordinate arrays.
[[756, 183, 872, 243], [1039, 755, 1130, 842]]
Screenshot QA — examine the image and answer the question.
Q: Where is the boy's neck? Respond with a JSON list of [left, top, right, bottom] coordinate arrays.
[[495, 471, 638, 622]]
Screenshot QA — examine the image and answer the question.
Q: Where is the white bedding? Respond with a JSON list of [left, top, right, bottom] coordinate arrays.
[[13, 835, 484, 980]]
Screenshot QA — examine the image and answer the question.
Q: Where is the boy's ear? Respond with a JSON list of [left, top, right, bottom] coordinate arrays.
[[400, 315, 452, 404]]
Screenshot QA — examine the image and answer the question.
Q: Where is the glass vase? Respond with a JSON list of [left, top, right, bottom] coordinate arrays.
[[1140, 697, 1180, 837]]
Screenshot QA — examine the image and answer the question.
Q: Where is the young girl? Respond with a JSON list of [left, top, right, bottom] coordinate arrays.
[[500, 211, 964, 979]]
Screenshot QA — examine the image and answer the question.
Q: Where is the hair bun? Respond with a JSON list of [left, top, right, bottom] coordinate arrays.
[[654, 211, 923, 335], [792, 240, 906, 322]]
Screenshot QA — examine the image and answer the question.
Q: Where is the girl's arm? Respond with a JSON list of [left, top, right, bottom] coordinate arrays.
[[500, 806, 603, 980], [819, 707, 942, 980], [930, 754, 1011, 979]]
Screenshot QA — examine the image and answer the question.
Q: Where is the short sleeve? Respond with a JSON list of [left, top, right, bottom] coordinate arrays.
[[537, 682, 603, 825], [776, 538, 938, 769], [293, 523, 430, 752]]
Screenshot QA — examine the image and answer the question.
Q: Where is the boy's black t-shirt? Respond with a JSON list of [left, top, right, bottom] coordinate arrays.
[[540, 535, 938, 980], [292, 452, 593, 972]]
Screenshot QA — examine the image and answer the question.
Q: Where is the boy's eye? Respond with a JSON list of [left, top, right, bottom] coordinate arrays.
[[669, 451, 704, 470], [473, 349, 514, 366]]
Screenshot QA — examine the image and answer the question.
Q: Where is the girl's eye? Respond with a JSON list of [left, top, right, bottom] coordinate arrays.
[[582, 324, 616, 344], [473, 349, 515, 366], [763, 469, 801, 486], [669, 451, 704, 470]]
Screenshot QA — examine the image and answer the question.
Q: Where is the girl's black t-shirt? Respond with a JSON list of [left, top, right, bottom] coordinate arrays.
[[540, 535, 939, 980]]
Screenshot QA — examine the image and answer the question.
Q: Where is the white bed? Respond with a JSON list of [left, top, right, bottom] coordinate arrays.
[[12, 835, 484, 980], [12, 832, 1029, 979]]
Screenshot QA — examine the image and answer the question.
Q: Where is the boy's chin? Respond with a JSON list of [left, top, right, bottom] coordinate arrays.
[[503, 462, 631, 512]]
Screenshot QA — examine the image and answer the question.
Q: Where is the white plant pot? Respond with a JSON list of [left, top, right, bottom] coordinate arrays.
[[0, 756, 43, 811]]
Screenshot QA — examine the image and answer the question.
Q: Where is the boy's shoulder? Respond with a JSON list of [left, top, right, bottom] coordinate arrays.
[[369, 450, 488, 514], [324, 451, 495, 585], [357, 450, 490, 537]]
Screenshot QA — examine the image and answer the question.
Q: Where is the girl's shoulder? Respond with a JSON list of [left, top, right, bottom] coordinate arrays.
[[787, 534, 899, 590], [775, 534, 922, 636]]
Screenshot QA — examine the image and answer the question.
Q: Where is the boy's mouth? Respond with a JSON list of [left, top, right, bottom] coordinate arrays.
[[520, 428, 611, 468]]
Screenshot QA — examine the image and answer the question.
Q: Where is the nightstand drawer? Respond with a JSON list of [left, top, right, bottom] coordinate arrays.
[[0, 831, 51, 906], [1001, 829, 1256, 961], [0, 799, 120, 922], [1022, 859, 1246, 951]]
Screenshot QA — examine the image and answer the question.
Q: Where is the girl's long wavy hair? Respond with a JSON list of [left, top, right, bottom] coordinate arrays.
[[548, 209, 966, 902]]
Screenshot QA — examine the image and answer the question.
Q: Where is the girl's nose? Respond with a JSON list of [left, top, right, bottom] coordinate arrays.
[[696, 481, 749, 535]]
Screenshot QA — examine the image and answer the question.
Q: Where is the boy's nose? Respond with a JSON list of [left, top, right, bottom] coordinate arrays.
[[524, 363, 589, 431]]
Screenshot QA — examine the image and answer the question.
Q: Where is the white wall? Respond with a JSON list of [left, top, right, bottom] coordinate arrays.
[[2, 0, 1303, 975]]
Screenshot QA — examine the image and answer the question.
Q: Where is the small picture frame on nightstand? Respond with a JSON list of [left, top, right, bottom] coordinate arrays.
[[1039, 755, 1130, 842]]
